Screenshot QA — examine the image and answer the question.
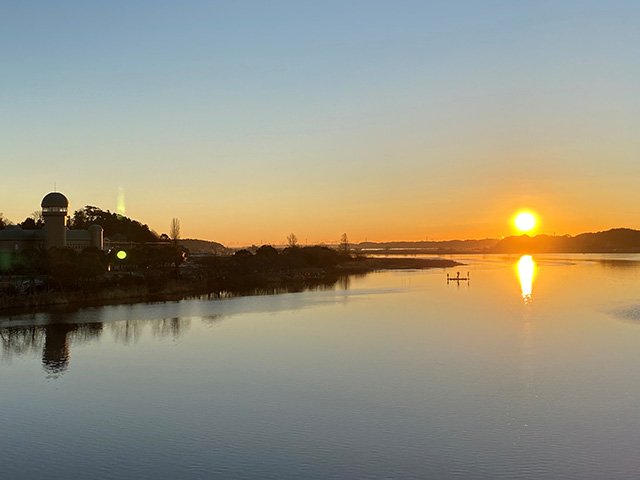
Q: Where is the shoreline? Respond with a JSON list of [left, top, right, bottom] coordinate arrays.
[[0, 257, 461, 317]]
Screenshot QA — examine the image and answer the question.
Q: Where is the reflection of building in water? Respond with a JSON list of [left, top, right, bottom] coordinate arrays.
[[42, 324, 74, 375], [42, 324, 103, 377], [517, 255, 536, 303], [0, 316, 193, 376], [0, 192, 103, 252], [0, 323, 103, 378]]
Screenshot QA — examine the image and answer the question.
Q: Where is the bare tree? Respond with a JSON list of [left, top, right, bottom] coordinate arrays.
[[287, 232, 298, 248], [170, 218, 182, 275], [170, 218, 181, 248], [339, 233, 350, 255], [30, 210, 44, 229]]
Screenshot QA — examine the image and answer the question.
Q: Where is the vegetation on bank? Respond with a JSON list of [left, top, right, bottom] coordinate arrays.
[[1, 205, 463, 313], [0, 244, 458, 312]]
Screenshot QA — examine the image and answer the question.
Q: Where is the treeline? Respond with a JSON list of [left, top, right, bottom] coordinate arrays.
[[492, 228, 640, 253], [191, 245, 358, 292], [355, 228, 640, 254], [357, 238, 499, 251], [0, 244, 183, 297], [69, 206, 159, 243], [0, 244, 354, 310]]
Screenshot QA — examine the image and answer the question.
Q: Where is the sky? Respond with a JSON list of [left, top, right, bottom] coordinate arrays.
[[1, 1, 639, 246]]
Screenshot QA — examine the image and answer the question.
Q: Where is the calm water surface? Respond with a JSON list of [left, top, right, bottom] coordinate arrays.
[[2, 254, 640, 479]]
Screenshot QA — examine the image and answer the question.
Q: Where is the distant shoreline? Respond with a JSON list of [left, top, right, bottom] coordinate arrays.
[[353, 228, 640, 255], [359, 248, 640, 255]]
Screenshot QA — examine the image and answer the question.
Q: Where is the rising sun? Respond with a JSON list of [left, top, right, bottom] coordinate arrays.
[[514, 211, 537, 233]]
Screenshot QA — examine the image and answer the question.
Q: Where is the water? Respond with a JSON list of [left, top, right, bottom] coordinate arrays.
[[2, 254, 640, 479]]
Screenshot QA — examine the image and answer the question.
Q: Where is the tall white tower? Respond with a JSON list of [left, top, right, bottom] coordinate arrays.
[[41, 192, 69, 249]]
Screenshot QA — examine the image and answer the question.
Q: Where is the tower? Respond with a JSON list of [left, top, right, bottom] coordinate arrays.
[[89, 224, 104, 250], [41, 192, 69, 249]]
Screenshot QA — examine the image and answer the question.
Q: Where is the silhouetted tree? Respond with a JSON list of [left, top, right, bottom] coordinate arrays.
[[31, 210, 44, 228], [0, 213, 9, 230], [339, 233, 350, 255], [169, 218, 182, 274], [77, 248, 107, 285], [69, 206, 157, 243], [48, 247, 80, 290], [17, 211, 43, 230], [256, 245, 279, 258], [287, 233, 298, 248], [170, 218, 181, 248], [19, 218, 36, 230], [16, 248, 49, 278]]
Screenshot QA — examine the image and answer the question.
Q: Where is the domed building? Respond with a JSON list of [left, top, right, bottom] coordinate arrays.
[[0, 192, 103, 252]]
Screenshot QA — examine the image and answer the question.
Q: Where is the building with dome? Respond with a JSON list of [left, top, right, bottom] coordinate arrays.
[[0, 192, 103, 252]]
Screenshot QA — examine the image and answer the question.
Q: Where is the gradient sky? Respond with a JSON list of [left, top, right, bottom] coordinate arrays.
[[2, 1, 639, 245]]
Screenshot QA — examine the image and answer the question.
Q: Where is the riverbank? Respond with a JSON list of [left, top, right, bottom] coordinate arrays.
[[0, 256, 461, 315]]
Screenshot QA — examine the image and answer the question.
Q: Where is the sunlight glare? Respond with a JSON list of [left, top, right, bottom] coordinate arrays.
[[517, 255, 535, 303], [514, 211, 536, 232]]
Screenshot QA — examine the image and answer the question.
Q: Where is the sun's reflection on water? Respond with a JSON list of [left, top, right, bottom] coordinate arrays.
[[517, 255, 536, 303]]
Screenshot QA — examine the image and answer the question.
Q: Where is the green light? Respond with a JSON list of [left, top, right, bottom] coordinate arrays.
[[117, 250, 127, 260]]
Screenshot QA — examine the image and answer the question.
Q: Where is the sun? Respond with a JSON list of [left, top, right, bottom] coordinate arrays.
[[514, 211, 537, 233]]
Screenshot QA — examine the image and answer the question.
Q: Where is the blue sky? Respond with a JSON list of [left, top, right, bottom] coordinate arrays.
[[2, 1, 639, 244]]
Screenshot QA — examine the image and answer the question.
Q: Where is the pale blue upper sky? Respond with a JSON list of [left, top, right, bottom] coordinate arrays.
[[2, 1, 639, 244]]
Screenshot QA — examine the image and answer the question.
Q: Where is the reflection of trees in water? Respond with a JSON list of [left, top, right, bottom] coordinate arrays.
[[0, 323, 103, 378], [108, 317, 191, 344], [1, 315, 191, 377], [151, 317, 189, 340], [109, 319, 143, 345], [201, 314, 226, 327], [186, 274, 353, 301], [0, 326, 45, 361], [596, 259, 640, 271], [339, 275, 351, 290], [0, 271, 359, 375]]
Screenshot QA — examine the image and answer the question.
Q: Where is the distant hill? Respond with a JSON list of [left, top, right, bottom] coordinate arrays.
[[180, 238, 230, 254], [492, 228, 640, 253], [356, 238, 499, 253], [355, 229, 640, 254]]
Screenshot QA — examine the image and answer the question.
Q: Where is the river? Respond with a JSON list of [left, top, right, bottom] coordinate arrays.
[[2, 254, 640, 479]]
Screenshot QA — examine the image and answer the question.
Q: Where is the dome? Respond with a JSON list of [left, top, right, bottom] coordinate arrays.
[[41, 192, 69, 209], [88, 224, 103, 232]]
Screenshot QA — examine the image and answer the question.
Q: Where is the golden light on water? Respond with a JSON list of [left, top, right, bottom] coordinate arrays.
[[514, 211, 537, 233], [517, 255, 535, 303]]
